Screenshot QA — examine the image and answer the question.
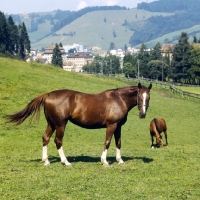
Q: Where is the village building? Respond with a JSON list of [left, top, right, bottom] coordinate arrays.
[[42, 45, 66, 64], [65, 52, 93, 72]]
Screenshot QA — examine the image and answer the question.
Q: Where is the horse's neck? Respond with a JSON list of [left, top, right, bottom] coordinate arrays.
[[117, 87, 138, 110]]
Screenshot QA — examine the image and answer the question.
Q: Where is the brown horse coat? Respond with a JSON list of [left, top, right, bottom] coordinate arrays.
[[6, 83, 152, 166], [150, 118, 168, 148]]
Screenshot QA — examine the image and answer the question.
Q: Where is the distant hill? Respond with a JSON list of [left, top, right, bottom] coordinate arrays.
[[10, 0, 200, 50], [29, 9, 172, 50]]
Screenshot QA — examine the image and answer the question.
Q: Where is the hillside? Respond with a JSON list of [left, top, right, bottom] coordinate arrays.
[[1, 58, 200, 199], [9, 0, 200, 50], [30, 9, 172, 50]]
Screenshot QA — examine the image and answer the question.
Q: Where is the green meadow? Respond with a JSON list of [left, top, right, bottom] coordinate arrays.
[[0, 57, 200, 199]]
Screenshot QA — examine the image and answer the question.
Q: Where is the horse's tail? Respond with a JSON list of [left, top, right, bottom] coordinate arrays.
[[153, 118, 161, 133], [6, 93, 49, 125]]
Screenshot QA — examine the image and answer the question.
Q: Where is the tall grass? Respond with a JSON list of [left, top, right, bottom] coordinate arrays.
[[0, 58, 200, 199]]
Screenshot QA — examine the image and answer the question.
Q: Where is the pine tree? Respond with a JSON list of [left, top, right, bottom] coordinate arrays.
[[137, 43, 150, 78], [51, 43, 63, 67], [7, 16, 19, 54], [18, 22, 31, 59], [0, 11, 9, 53], [172, 32, 191, 82]]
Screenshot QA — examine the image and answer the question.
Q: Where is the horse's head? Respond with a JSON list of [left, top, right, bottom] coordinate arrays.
[[137, 82, 152, 118], [156, 137, 163, 147]]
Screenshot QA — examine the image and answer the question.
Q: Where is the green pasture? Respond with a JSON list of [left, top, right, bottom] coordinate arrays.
[[176, 85, 200, 94], [0, 58, 200, 199]]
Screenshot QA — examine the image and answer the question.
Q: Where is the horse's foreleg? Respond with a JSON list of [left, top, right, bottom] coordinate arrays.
[[42, 124, 55, 166], [55, 126, 71, 166], [114, 126, 124, 164], [164, 131, 168, 146], [150, 132, 154, 148], [101, 124, 117, 166]]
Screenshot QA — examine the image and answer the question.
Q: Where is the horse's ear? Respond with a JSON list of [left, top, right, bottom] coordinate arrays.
[[148, 83, 152, 90], [138, 82, 142, 89]]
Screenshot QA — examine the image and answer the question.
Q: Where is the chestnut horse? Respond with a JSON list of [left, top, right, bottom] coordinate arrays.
[[6, 82, 152, 166], [150, 118, 168, 148]]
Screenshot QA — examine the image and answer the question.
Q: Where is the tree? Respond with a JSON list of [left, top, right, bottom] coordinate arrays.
[[59, 42, 63, 47], [123, 62, 136, 78], [109, 42, 115, 50], [188, 43, 200, 84], [18, 22, 31, 59], [0, 11, 9, 53], [51, 43, 63, 67], [150, 42, 161, 60], [137, 43, 150, 78], [171, 32, 191, 82], [7, 16, 19, 54]]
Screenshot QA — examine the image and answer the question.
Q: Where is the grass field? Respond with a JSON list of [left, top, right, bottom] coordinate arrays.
[[176, 85, 200, 94], [0, 57, 200, 199]]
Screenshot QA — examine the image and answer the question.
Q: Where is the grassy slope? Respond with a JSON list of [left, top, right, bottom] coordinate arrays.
[[30, 9, 172, 50], [0, 58, 200, 199]]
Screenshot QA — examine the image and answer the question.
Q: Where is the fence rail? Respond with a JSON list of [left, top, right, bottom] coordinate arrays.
[[113, 75, 200, 100], [169, 85, 200, 100]]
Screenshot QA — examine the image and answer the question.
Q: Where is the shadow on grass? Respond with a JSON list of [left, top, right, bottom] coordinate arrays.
[[30, 155, 153, 164]]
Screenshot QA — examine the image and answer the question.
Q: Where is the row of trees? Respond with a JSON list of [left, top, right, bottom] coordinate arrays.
[[124, 32, 200, 84], [0, 11, 30, 59], [84, 32, 200, 84], [82, 54, 121, 75]]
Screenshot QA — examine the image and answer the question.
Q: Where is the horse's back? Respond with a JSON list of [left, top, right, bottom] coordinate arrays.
[[150, 118, 167, 133]]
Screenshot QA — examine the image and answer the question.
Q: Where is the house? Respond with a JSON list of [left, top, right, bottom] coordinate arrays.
[[42, 45, 66, 64], [161, 44, 176, 62], [66, 52, 93, 72]]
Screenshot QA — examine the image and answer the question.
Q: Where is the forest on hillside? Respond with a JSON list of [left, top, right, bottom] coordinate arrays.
[[129, 0, 200, 46], [9, 6, 127, 34]]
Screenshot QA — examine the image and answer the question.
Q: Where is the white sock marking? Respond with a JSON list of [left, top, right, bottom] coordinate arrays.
[[101, 149, 108, 165], [116, 148, 124, 164], [42, 145, 48, 161], [58, 146, 71, 166]]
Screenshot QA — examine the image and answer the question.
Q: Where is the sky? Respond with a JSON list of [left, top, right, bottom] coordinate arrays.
[[1, 0, 156, 14]]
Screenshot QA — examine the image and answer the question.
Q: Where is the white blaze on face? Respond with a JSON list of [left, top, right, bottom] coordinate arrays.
[[142, 92, 147, 113]]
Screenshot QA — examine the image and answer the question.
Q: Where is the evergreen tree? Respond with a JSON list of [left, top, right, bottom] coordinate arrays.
[[7, 16, 19, 54], [137, 43, 150, 78], [171, 32, 191, 82], [59, 42, 63, 47], [193, 36, 197, 43], [51, 43, 63, 67], [150, 42, 161, 60], [18, 24, 25, 59], [109, 42, 115, 50], [21, 22, 31, 54], [0, 11, 9, 53]]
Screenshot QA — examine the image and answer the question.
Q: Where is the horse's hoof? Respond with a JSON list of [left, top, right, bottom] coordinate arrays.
[[62, 160, 72, 166], [44, 160, 50, 166], [117, 158, 125, 164], [103, 163, 110, 167], [151, 146, 154, 149]]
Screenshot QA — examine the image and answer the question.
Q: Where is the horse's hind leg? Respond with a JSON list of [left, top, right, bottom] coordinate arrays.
[[101, 123, 117, 166], [114, 126, 124, 164], [54, 125, 71, 166], [42, 123, 55, 166]]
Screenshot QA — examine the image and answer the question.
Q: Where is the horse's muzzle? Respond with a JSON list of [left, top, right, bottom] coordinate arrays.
[[139, 112, 146, 118]]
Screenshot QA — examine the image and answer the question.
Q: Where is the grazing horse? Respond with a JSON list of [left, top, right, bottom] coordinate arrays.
[[150, 118, 168, 148], [6, 82, 152, 166]]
